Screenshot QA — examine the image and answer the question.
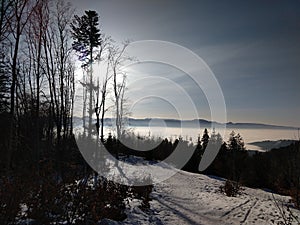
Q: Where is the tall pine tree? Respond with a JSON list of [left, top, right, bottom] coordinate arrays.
[[71, 10, 102, 138], [71, 10, 101, 64]]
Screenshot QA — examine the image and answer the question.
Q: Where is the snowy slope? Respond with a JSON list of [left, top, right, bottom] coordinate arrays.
[[117, 169, 300, 225]]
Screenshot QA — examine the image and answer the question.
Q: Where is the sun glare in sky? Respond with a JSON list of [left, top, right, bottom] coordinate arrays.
[[72, 0, 300, 127]]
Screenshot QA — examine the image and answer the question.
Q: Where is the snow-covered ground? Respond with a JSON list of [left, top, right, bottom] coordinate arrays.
[[13, 158, 300, 224], [115, 166, 300, 225], [82, 154, 300, 225]]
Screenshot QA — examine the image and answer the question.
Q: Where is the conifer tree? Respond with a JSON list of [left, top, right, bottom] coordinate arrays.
[[201, 128, 210, 150], [71, 10, 102, 138]]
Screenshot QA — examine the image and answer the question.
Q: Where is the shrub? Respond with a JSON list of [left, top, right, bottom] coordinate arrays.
[[0, 176, 24, 225], [290, 188, 300, 209], [220, 179, 240, 197], [25, 178, 128, 224]]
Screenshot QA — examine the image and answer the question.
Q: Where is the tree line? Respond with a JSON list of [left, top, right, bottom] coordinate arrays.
[[1, 0, 76, 173], [0, 1, 150, 223], [108, 127, 300, 206], [0, 0, 128, 176]]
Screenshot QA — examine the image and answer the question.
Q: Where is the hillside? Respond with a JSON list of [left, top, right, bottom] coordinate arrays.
[[103, 163, 300, 225]]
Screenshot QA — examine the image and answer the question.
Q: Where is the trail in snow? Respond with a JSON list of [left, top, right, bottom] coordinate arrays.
[[148, 170, 299, 225], [102, 157, 300, 225]]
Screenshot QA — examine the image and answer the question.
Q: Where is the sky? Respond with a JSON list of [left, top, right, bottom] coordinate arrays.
[[72, 0, 300, 127]]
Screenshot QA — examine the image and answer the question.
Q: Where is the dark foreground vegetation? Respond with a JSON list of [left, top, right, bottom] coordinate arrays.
[[1, 109, 299, 224], [0, 113, 154, 224], [0, 0, 152, 223]]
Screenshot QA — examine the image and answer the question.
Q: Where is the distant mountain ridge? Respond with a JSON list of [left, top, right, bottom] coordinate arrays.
[[73, 116, 298, 130], [249, 140, 298, 150], [224, 121, 297, 129]]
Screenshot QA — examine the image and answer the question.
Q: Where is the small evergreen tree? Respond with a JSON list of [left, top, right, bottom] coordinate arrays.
[[227, 131, 246, 183], [201, 128, 209, 150], [228, 131, 245, 152], [210, 128, 223, 148]]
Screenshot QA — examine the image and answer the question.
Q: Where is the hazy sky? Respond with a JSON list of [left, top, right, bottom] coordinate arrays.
[[73, 0, 300, 127]]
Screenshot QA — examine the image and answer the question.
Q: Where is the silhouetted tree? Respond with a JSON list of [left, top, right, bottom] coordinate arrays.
[[227, 131, 246, 183], [201, 128, 209, 150], [25, 0, 49, 164], [41, 0, 75, 177], [0, 0, 76, 174], [209, 128, 223, 147], [71, 10, 102, 139], [94, 35, 112, 142], [109, 41, 130, 139], [0, 51, 9, 113], [0, 0, 12, 113], [71, 10, 105, 184], [6, 0, 40, 171], [0, 0, 13, 43]]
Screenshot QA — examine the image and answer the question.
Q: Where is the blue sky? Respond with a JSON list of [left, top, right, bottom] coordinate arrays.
[[73, 0, 300, 127]]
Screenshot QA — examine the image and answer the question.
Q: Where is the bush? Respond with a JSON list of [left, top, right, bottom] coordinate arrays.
[[25, 178, 128, 224], [290, 188, 300, 209], [0, 176, 25, 225], [220, 179, 240, 197], [129, 175, 153, 211]]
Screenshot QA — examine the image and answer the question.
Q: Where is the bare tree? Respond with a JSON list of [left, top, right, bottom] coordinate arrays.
[[40, 0, 75, 177], [6, 0, 39, 171], [109, 41, 130, 139], [0, 0, 76, 175], [0, 0, 13, 43], [8, 0, 37, 120], [0, 0, 12, 113], [25, 0, 49, 163], [94, 35, 112, 142]]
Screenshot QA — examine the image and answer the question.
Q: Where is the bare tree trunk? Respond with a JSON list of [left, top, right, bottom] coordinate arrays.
[[37, 0, 75, 179], [95, 78, 100, 135], [88, 49, 93, 139], [111, 42, 129, 141], [82, 71, 87, 137], [100, 86, 106, 142], [7, 0, 33, 172]]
